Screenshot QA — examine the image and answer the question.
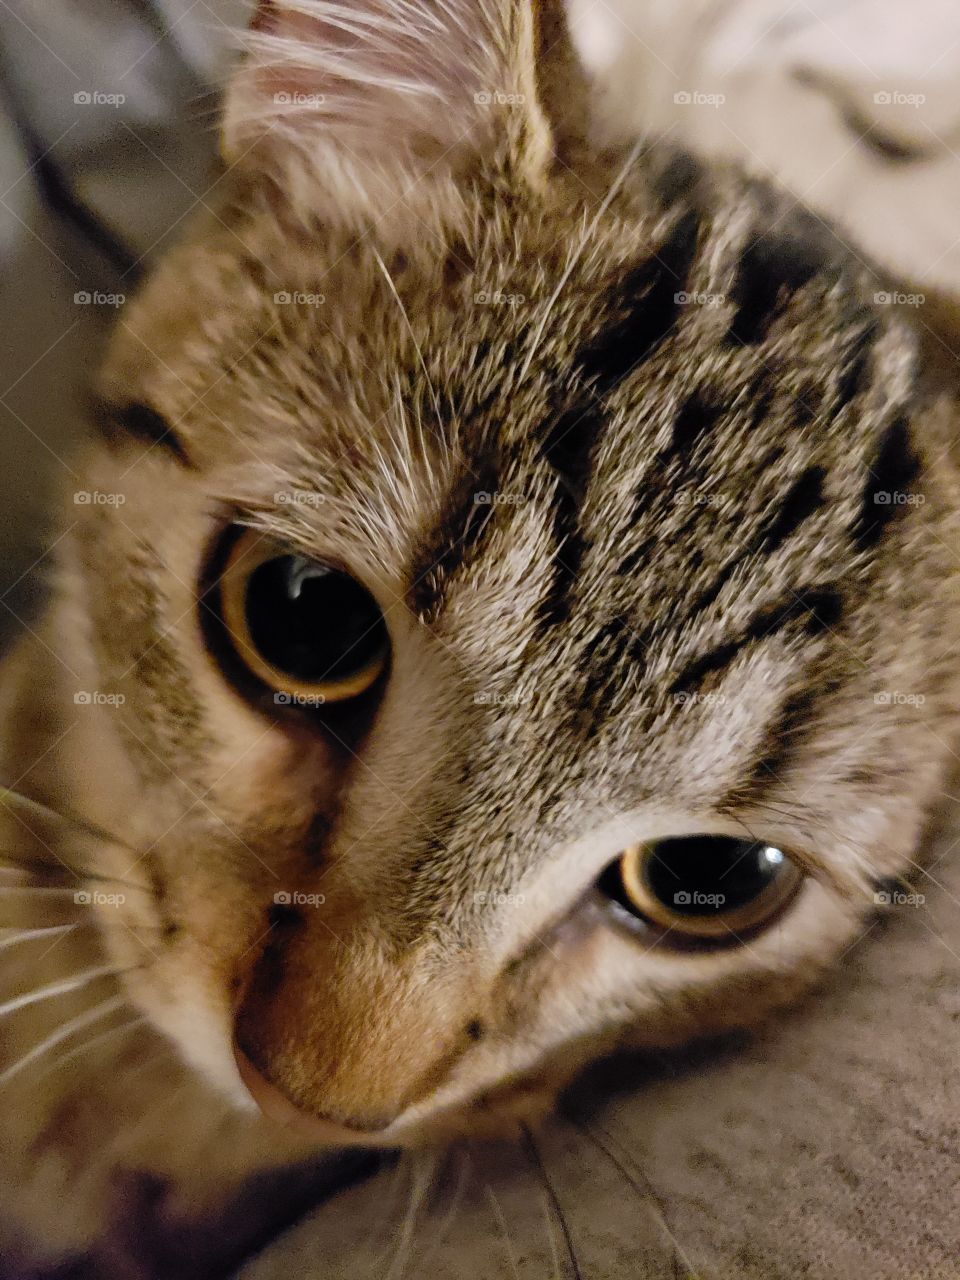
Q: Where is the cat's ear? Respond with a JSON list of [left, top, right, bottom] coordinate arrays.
[[221, 1, 588, 217]]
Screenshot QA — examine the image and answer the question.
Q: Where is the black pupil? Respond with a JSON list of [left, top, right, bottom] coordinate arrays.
[[644, 836, 784, 916], [243, 555, 386, 684]]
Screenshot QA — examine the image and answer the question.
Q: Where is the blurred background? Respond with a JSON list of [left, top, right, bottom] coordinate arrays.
[[0, 0, 248, 636], [2, 0, 960, 639]]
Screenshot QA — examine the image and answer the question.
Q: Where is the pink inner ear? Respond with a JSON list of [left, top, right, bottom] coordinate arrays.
[[252, 1, 353, 49], [250, 1, 274, 33], [226, 0, 541, 184], [238, 1, 506, 119]]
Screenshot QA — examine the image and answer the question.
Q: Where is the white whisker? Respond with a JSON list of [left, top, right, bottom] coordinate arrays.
[[0, 785, 139, 856], [0, 925, 78, 951], [0, 994, 125, 1088], [416, 1146, 470, 1268], [372, 247, 445, 443], [384, 1149, 436, 1280], [0, 886, 100, 895], [0, 965, 122, 1018], [485, 1183, 522, 1280], [37, 1012, 147, 1082], [123, 1047, 175, 1082]]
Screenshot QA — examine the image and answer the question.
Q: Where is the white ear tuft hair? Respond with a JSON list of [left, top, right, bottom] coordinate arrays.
[[221, 1, 575, 218]]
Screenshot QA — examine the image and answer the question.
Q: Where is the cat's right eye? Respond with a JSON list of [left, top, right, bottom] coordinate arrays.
[[214, 528, 389, 705]]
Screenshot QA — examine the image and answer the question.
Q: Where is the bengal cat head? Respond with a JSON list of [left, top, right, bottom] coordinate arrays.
[[50, 0, 960, 1141]]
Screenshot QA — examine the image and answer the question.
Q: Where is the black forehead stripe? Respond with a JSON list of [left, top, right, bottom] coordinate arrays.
[[94, 399, 193, 467], [727, 205, 843, 347], [408, 203, 703, 628], [646, 144, 704, 208], [833, 315, 881, 408], [577, 205, 701, 392], [728, 685, 823, 805], [669, 584, 843, 696], [624, 456, 828, 643], [761, 465, 827, 551], [855, 415, 920, 551], [668, 392, 724, 459], [407, 453, 499, 620], [535, 208, 702, 631], [535, 398, 600, 630]]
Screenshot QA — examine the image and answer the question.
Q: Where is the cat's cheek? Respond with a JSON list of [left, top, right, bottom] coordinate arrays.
[[575, 875, 865, 1047], [442, 876, 864, 1116]]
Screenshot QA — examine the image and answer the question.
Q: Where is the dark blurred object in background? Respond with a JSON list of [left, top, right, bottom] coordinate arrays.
[[0, 0, 248, 640]]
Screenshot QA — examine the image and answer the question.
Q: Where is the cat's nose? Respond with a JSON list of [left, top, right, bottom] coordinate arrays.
[[235, 1045, 397, 1135], [233, 909, 476, 1133]]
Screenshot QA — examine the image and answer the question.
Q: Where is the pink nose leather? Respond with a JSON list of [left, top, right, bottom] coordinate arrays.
[[234, 1045, 387, 1140]]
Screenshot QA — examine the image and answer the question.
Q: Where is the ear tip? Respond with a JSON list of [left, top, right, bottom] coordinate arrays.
[[220, 0, 585, 209]]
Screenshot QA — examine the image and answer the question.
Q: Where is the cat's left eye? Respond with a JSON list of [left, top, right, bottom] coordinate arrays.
[[215, 529, 389, 705], [602, 835, 803, 940]]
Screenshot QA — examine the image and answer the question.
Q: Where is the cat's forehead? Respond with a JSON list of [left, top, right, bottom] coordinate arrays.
[[105, 162, 647, 433], [102, 156, 925, 672], [96, 152, 936, 830]]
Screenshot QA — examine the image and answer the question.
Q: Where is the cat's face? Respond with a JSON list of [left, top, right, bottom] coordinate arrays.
[[60, 0, 960, 1141]]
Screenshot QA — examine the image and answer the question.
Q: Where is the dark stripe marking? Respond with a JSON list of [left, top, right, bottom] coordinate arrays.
[[536, 399, 604, 628], [537, 210, 702, 628], [727, 210, 836, 346], [407, 454, 499, 620], [669, 585, 842, 695], [855, 415, 920, 550], [834, 317, 880, 408], [670, 394, 724, 457], [648, 464, 829, 639], [95, 400, 192, 466], [647, 146, 704, 208], [578, 206, 701, 392], [733, 685, 823, 802], [574, 615, 633, 739], [762, 465, 826, 553]]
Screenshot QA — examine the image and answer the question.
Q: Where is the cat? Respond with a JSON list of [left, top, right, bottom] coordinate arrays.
[[2, 0, 960, 1273]]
